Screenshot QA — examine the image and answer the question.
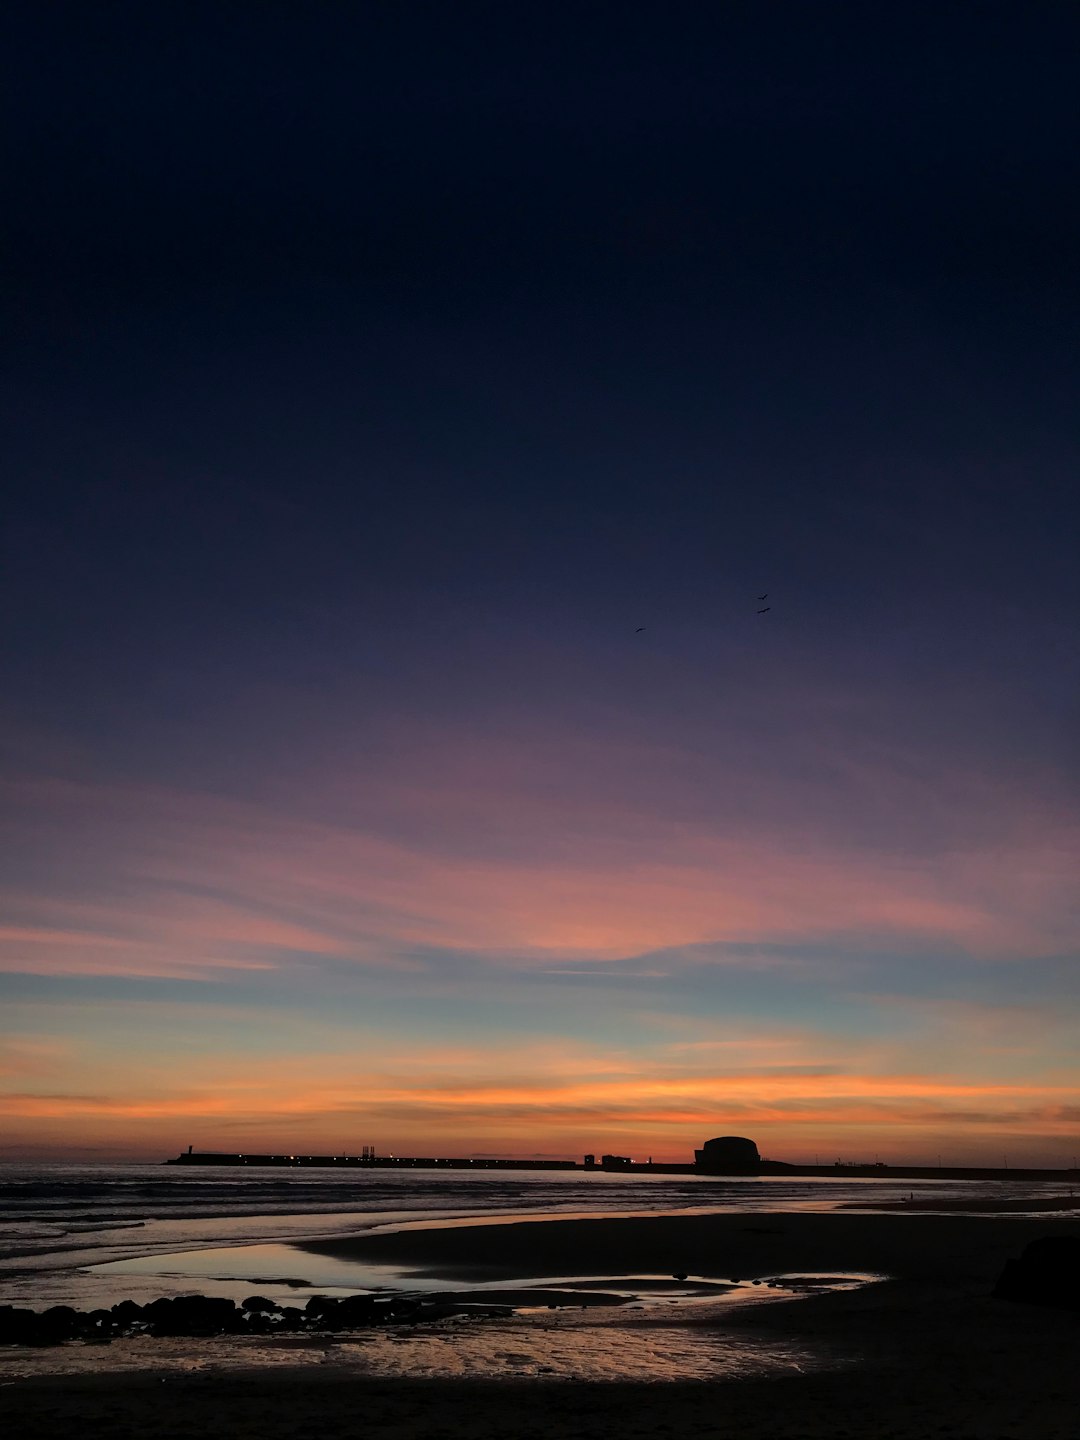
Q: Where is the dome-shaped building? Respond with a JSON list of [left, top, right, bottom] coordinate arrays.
[[694, 1136, 760, 1174]]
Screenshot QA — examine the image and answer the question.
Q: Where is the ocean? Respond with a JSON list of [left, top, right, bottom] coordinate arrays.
[[3, 1164, 1078, 1385], [3, 1162, 1076, 1310]]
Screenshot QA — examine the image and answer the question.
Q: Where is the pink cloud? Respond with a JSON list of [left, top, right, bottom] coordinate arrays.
[[1, 735, 1078, 982]]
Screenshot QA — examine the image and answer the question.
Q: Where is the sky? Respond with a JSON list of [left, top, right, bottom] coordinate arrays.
[[2, 2, 1079, 1166]]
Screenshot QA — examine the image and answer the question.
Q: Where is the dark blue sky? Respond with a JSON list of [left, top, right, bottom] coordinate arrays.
[[2, 3, 1079, 1161], [6, 3, 1079, 788]]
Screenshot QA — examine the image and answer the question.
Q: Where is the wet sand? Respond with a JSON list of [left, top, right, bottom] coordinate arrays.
[[3, 1209, 1079, 1438], [298, 1206, 1080, 1286], [841, 1195, 1080, 1214]]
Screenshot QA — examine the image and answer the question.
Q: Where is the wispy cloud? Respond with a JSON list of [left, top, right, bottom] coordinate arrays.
[[3, 1013, 1078, 1162], [2, 754, 1077, 981], [2, 689, 1077, 1161]]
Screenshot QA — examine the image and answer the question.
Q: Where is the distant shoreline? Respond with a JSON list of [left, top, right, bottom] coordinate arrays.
[[166, 1150, 1080, 1183]]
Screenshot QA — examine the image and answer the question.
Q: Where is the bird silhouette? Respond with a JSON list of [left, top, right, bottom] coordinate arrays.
[[757, 606, 771, 614], [635, 626, 645, 633], [757, 593, 768, 600]]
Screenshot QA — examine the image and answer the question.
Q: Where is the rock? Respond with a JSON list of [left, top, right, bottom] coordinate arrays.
[[303, 1295, 348, 1328], [37, 1306, 83, 1343], [280, 1306, 305, 1329], [241, 1295, 281, 1314], [387, 1296, 420, 1319], [111, 1300, 144, 1327], [409, 1302, 462, 1323], [0, 1306, 38, 1344], [334, 1294, 381, 1327], [145, 1295, 240, 1336], [993, 1235, 1080, 1311]]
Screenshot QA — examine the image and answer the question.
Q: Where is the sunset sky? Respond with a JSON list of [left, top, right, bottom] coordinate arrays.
[[3, 3, 1079, 1165]]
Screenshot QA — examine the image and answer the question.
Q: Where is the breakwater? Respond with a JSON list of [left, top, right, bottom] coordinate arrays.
[[165, 1150, 1078, 1181], [166, 1150, 582, 1169]]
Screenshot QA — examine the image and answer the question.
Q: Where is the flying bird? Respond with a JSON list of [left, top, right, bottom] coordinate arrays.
[[757, 606, 771, 614], [757, 593, 768, 600], [635, 626, 645, 632]]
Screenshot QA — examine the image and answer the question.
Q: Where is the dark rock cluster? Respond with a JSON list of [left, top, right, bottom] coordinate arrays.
[[992, 1235, 1080, 1311], [0, 1291, 507, 1347]]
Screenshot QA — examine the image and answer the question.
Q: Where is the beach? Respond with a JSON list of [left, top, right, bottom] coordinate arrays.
[[3, 1203, 1079, 1438], [297, 1205, 1080, 1285]]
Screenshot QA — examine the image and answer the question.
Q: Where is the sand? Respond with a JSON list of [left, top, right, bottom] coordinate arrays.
[[297, 1206, 1080, 1285], [842, 1196, 1080, 1214], [3, 1208, 1079, 1438]]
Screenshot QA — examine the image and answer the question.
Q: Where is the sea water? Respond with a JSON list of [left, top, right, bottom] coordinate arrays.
[[2, 1162, 1075, 1309], [1, 1165, 1075, 1383]]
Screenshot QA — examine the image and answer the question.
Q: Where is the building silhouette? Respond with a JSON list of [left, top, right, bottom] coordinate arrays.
[[694, 1136, 760, 1174]]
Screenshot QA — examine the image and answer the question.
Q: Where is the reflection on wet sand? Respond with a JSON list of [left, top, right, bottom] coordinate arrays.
[[0, 1236, 885, 1385], [0, 1296, 856, 1385]]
